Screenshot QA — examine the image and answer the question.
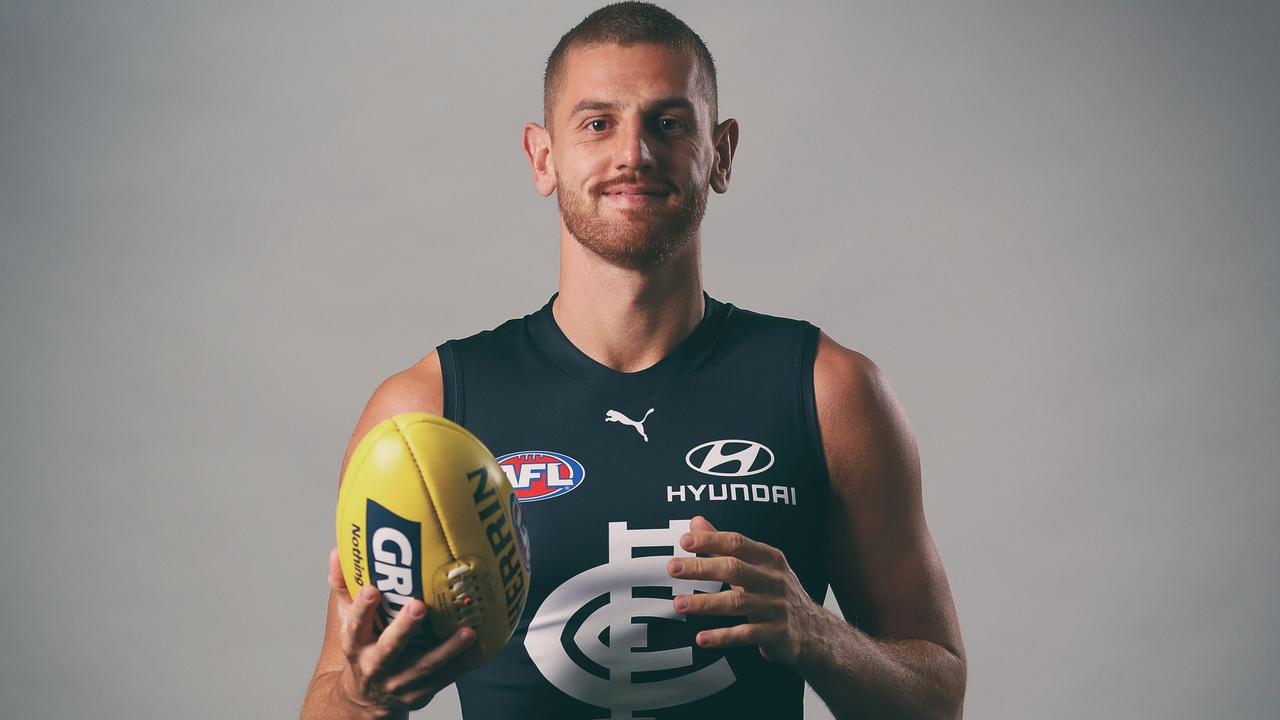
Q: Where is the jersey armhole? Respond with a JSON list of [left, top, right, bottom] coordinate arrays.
[[437, 340, 464, 425], [797, 323, 831, 496]]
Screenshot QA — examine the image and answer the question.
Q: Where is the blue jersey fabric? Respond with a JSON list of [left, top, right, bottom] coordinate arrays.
[[438, 293, 832, 719]]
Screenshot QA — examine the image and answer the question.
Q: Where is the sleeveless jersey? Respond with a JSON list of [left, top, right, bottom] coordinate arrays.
[[438, 292, 831, 719]]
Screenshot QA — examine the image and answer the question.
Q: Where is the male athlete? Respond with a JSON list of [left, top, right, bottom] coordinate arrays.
[[302, 3, 965, 718]]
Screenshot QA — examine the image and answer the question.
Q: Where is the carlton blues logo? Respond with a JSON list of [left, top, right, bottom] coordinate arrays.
[[497, 450, 586, 502], [524, 519, 736, 718]]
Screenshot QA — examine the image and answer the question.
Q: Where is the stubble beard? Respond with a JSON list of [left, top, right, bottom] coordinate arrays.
[[558, 177, 709, 270]]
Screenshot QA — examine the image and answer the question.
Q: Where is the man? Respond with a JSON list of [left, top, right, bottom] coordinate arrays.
[[302, 3, 965, 718]]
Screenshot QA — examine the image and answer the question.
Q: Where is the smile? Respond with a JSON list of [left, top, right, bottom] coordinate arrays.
[[603, 191, 670, 207]]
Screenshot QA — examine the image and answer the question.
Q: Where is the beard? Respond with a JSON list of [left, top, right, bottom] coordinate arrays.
[[557, 174, 709, 270]]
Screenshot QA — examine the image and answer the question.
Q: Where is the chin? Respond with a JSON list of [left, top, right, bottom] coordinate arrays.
[[583, 231, 691, 270]]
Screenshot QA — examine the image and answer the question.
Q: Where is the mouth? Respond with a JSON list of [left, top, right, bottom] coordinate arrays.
[[601, 186, 672, 207]]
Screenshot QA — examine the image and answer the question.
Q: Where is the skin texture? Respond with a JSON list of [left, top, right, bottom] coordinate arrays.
[[303, 41, 965, 719], [540, 43, 720, 270]]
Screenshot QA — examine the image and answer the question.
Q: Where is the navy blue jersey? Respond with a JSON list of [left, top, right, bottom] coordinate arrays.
[[438, 293, 831, 719]]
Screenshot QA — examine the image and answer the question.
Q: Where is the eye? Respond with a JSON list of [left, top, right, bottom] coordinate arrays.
[[586, 119, 609, 132], [658, 117, 685, 132]]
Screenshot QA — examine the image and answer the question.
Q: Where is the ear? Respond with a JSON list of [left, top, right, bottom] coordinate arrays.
[[523, 123, 557, 197], [709, 118, 739, 194]]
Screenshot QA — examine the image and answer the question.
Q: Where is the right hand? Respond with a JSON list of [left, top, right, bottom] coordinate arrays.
[[327, 548, 483, 715]]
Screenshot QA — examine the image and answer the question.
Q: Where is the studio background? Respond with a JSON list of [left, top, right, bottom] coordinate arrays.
[[2, 1, 1277, 718]]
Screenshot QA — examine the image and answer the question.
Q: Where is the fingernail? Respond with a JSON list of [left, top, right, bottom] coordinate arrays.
[[669, 559, 684, 574], [676, 596, 689, 611], [409, 601, 425, 618], [460, 627, 476, 644], [360, 586, 378, 602], [680, 533, 693, 549]]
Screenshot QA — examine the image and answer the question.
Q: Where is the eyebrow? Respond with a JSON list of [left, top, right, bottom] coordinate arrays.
[[569, 97, 697, 118]]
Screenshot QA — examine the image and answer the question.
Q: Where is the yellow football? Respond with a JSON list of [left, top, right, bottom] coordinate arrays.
[[335, 412, 531, 664]]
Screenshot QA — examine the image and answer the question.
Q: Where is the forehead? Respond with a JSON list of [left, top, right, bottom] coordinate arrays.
[[557, 42, 705, 115]]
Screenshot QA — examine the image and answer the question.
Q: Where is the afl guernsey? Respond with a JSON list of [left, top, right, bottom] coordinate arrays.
[[439, 292, 831, 719]]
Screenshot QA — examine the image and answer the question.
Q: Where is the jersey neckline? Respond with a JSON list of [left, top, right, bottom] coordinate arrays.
[[526, 291, 732, 399]]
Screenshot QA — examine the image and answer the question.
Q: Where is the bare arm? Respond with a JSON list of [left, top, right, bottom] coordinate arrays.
[[667, 332, 965, 718], [801, 332, 966, 719], [301, 352, 482, 720]]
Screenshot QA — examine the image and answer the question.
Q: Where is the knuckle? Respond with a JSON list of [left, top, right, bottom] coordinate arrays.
[[358, 654, 381, 682], [340, 625, 359, 657], [348, 666, 372, 697], [420, 656, 445, 679], [770, 596, 788, 617], [767, 569, 786, 589]]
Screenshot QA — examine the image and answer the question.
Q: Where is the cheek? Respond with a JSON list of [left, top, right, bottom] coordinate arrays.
[[672, 142, 712, 179], [557, 152, 606, 189]]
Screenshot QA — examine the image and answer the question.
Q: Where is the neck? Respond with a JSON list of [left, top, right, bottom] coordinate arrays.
[[554, 227, 705, 373]]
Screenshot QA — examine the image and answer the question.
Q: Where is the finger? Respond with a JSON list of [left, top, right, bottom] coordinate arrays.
[[384, 626, 478, 694], [328, 548, 348, 593], [668, 555, 775, 591], [393, 642, 484, 709], [690, 515, 718, 533], [679, 529, 781, 567], [340, 585, 381, 658], [696, 622, 769, 649], [370, 599, 429, 674], [675, 588, 778, 619]]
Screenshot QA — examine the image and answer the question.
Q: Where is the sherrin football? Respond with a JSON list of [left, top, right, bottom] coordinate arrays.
[[336, 412, 531, 664]]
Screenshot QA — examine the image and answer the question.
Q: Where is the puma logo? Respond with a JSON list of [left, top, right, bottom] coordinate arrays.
[[604, 408, 655, 442]]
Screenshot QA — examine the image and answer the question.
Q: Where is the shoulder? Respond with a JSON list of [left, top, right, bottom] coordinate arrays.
[[811, 332, 920, 494], [337, 351, 444, 483], [812, 332, 885, 409], [370, 351, 445, 416]]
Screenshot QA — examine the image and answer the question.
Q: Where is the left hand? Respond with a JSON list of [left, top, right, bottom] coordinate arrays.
[[667, 516, 829, 667]]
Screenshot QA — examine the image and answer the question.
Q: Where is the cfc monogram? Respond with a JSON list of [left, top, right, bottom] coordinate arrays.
[[524, 520, 736, 719]]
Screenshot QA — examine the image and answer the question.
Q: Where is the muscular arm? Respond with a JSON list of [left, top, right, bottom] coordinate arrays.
[[301, 352, 450, 720], [800, 333, 966, 719]]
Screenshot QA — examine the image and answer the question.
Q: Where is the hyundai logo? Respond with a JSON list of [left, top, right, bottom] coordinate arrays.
[[685, 440, 775, 477]]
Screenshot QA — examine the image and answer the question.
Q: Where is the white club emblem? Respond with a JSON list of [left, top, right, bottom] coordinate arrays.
[[524, 519, 736, 719], [604, 408, 655, 442]]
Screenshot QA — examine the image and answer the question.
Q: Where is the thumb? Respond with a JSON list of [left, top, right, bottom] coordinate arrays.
[[328, 547, 349, 595]]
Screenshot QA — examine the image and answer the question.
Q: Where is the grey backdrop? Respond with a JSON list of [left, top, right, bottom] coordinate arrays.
[[2, 1, 1277, 718]]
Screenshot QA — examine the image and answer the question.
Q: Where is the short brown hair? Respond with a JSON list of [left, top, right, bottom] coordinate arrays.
[[542, 2, 718, 130]]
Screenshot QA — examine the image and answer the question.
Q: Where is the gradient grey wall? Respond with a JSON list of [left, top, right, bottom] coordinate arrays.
[[2, 2, 1277, 718]]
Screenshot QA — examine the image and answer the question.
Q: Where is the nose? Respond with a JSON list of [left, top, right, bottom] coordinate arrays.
[[613, 118, 656, 172]]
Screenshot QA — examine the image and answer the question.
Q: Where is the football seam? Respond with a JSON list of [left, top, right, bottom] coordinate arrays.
[[392, 416, 461, 563]]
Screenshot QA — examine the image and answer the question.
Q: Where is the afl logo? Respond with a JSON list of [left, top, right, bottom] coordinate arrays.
[[685, 439, 775, 477], [497, 451, 586, 502]]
